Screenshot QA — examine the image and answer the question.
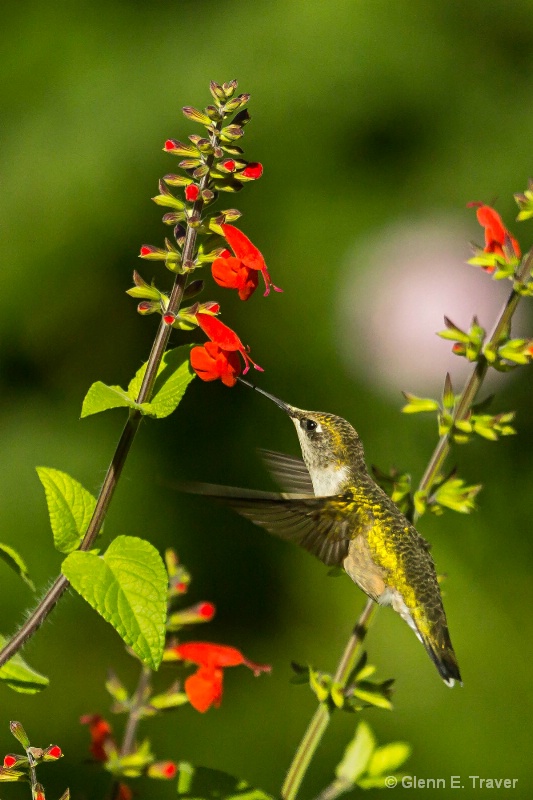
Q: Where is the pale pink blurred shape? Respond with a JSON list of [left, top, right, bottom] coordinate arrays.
[[336, 218, 525, 396]]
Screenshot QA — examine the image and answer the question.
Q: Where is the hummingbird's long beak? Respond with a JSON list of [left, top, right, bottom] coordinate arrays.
[[238, 377, 293, 415]]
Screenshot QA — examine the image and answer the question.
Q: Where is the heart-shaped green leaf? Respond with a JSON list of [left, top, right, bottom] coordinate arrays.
[[0, 634, 49, 693], [62, 536, 167, 669], [36, 467, 99, 553]]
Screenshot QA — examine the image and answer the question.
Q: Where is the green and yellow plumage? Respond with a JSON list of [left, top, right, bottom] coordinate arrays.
[[188, 385, 461, 687]]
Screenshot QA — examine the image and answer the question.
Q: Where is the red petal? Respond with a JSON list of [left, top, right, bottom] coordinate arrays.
[[221, 225, 265, 271], [176, 642, 245, 668], [185, 666, 223, 712], [190, 345, 220, 382], [196, 313, 244, 351], [212, 257, 245, 289]]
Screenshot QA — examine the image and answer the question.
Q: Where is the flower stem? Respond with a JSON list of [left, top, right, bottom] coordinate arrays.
[[0, 120, 223, 670], [281, 600, 376, 800], [281, 248, 533, 800]]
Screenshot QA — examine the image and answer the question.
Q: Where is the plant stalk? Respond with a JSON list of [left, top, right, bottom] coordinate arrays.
[[281, 248, 533, 800], [0, 120, 223, 670]]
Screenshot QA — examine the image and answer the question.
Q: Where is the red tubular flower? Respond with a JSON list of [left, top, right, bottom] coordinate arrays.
[[211, 224, 281, 300], [195, 312, 263, 376], [174, 642, 271, 713], [468, 202, 521, 262], [148, 761, 178, 779], [80, 714, 114, 762]]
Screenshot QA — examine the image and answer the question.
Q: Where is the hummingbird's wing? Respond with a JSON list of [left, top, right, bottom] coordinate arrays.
[[258, 449, 314, 494], [184, 482, 355, 567]]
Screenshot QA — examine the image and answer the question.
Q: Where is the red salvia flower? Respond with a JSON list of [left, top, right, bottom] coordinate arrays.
[[194, 312, 263, 377], [174, 642, 271, 713], [468, 202, 521, 268], [190, 342, 241, 386], [80, 714, 114, 762], [211, 224, 281, 300]]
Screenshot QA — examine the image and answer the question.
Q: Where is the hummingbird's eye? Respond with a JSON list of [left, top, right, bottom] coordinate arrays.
[[301, 418, 318, 432]]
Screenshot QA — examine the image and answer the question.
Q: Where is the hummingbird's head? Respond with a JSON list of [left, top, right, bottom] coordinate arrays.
[[239, 379, 366, 494]]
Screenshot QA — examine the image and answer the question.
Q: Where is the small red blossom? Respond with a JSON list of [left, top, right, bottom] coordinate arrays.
[[3, 755, 17, 769], [241, 162, 263, 179], [211, 224, 281, 300], [174, 642, 271, 713], [198, 601, 216, 619], [163, 313, 176, 325], [220, 159, 236, 172], [190, 342, 241, 387], [185, 184, 200, 202], [117, 783, 133, 800], [195, 312, 263, 376], [44, 745, 62, 760], [80, 714, 114, 763], [468, 202, 521, 268], [148, 760, 178, 780]]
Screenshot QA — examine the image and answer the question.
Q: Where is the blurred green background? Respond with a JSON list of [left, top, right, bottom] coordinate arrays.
[[2, 0, 533, 797]]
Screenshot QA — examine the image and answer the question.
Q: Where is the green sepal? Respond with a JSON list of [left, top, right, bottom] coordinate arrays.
[[0, 767, 26, 782], [182, 106, 212, 126], [0, 634, 49, 693], [105, 669, 130, 705], [432, 477, 482, 514], [106, 738, 154, 778], [36, 467, 99, 553], [437, 317, 469, 343], [401, 392, 439, 414], [148, 689, 188, 712], [62, 536, 167, 670], [0, 543, 34, 590], [515, 181, 533, 221], [163, 173, 192, 187], [152, 193, 186, 211]]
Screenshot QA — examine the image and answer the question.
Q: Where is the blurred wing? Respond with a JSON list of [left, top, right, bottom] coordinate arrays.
[[259, 449, 314, 495], [184, 482, 354, 566]]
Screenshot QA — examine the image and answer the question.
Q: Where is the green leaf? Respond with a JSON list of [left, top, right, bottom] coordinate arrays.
[[336, 721, 376, 783], [0, 543, 34, 590], [36, 467, 99, 553], [127, 345, 195, 419], [0, 634, 49, 693], [176, 762, 273, 800], [81, 381, 146, 418], [367, 742, 411, 777], [62, 536, 167, 669]]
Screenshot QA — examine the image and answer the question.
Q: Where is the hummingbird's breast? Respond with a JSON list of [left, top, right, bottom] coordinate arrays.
[[309, 464, 351, 496]]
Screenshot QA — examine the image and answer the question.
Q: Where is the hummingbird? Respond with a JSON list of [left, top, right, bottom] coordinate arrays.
[[190, 380, 461, 687]]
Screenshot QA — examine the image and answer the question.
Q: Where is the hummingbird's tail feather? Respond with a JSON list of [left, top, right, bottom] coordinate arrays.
[[418, 624, 462, 688]]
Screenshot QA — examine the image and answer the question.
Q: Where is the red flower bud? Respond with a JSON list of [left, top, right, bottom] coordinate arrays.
[[241, 162, 263, 179], [3, 755, 17, 769], [163, 313, 176, 325], [198, 602, 216, 620], [45, 745, 62, 760], [185, 184, 200, 202], [147, 760, 178, 780], [220, 159, 236, 172]]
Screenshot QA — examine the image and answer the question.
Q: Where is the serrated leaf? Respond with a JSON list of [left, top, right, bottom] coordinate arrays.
[[0, 543, 34, 590], [81, 382, 146, 418], [36, 467, 98, 553], [0, 634, 49, 693], [62, 536, 167, 669], [176, 762, 273, 800], [127, 345, 195, 419], [336, 721, 376, 783], [367, 742, 411, 777]]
